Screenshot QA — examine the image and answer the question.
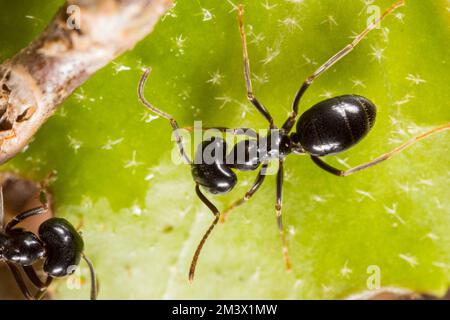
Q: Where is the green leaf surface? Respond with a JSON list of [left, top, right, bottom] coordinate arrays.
[[0, 0, 449, 299]]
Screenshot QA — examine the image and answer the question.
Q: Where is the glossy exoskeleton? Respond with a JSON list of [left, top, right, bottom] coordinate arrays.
[[191, 94, 377, 194], [0, 189, 97, 300], [138, 0, 449, 282]]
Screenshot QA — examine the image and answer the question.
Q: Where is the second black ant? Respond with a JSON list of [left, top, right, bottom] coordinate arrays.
[[0, 186, 97, 300]]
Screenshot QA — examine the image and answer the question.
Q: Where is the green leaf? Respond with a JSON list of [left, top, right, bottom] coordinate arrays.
[[1, 0, 449, 299]]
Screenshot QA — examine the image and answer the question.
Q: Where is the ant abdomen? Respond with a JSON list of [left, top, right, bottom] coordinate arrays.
[[2, 229, 44, 265], [295, 95, 377, 156], [191, 137, 237, 194], [38, 218, 84, 277]]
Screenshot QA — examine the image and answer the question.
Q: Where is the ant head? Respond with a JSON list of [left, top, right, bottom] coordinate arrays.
[[38, 218, 84, 278], [192, 137, 237, 194], [2, 229, 45, 265], [293, 95, 377, 156]]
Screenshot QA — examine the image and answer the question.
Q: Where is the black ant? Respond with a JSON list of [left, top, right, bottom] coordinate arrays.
[[138, 0, 449, 282], [0, 187, 97, 300]]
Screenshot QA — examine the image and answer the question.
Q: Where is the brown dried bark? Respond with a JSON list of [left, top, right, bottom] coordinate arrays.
[[0, 0, 172, 164]]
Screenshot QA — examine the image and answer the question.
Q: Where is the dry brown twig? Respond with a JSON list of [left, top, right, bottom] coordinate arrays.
[[0, 0, 173, 164]]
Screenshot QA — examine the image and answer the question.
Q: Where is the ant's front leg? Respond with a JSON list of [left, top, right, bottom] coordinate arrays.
[[23, 265, 52, 289], [5, 205, 47, 233], [220, 162, 269, 223], [181, 126, 259, 139], [311, 123, 450, 177], [8, 263, 52, 300], [4, 189, 49, 232], [22, 265, 53, 299], [7, 262, 34, 300]]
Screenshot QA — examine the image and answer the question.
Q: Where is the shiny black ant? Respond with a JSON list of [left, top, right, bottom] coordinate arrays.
[[138, 0, 449, 282], [0, 187, 97, 300]]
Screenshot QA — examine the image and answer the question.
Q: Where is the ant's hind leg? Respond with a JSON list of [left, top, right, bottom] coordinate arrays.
[[311, 123, 450, 177], [283, 0, 406, 130], [237, 5, 274, 127], [275, 160, 292, 271]]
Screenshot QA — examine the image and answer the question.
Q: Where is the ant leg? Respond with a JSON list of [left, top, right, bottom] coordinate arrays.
[[5, 188, 49, 232], [138, 69, 192, 164], [23, 265, 49, 289], [5, 205, 47, 232], [82, 254, 98, 300], [275, 160, 292, 271], [220, 162, 269, 223], [34, 279, 52, 300], [182, 126, 259, 139], [189, 184, 220, 282], [237, 5, 274, 127], [282, 0, 405, 131], [7, 262, 33, 300], [0, 186, 4, 230], [311, 123, 450, 177], [22, 265, 53, 300]]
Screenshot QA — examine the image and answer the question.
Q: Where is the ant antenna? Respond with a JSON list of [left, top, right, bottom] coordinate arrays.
[[189, 185, 221, 283], [138, 68, 192, 164], [82, 254, 98, 300], [189, 216, 219, 283], [138, 68, 177, 121]]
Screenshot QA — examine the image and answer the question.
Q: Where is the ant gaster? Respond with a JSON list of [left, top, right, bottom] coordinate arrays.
[[138, 0, 449, 282], [0, 187, 97, 300]]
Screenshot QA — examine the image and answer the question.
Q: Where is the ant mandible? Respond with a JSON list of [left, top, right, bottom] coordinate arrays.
[[138, 0, 449, 282], [0, 187, 97, 300]]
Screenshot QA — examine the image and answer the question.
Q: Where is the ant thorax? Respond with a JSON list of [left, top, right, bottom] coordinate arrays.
[[189, 127, 295, 168], [1, 229, 45, 265], [258, 129, 293, 162]]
